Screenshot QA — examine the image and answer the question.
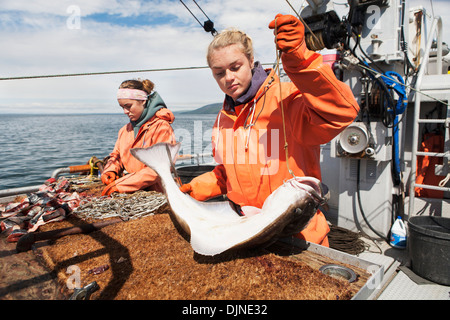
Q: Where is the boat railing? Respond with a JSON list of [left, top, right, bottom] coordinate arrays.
[[0, 152, 214, 199]]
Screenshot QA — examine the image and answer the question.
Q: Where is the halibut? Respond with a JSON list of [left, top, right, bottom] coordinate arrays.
[[131, 142, 326, 256]]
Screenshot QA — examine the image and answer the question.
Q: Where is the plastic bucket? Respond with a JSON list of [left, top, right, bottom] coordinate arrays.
[[408, 216, 450, 285], [176, 165, 216, 185]]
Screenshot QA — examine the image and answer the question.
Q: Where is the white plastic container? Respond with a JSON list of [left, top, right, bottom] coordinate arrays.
[[390, 216, 407, 249]]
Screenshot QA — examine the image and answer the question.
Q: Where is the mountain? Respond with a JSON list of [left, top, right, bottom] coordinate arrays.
[[179, 103, 222, 114]]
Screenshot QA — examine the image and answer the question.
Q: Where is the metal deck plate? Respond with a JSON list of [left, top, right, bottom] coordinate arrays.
[[357, 239, 450, 300], [377, 271, 450, 300]]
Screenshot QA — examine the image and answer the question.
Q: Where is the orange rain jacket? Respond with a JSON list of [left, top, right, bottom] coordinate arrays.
[[188, 41, 359, 246], [102, 108, 176, 193]]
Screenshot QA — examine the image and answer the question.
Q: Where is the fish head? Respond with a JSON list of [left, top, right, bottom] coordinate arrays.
[[255, 176, 328, 243]]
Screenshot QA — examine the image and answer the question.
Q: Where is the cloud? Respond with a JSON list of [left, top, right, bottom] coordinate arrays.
[[0, 1, 222, 113], [0, 0, 449, 114], [0, 0, 287, 114]]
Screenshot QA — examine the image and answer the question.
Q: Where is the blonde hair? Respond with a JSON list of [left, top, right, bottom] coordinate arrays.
[[119, 79, 155, 94], [206, 28, 254, 67]]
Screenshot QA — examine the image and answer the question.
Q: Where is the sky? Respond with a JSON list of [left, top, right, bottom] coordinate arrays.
[[0, 0, 449, 114]]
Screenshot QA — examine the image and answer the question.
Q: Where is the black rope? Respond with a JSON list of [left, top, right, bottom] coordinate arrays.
[[192, 0, 212, 21], [0, 66, 210, 81], [0, 63, 274, 81], [328, 224, 369, 255], [179, 0, 204, 29]]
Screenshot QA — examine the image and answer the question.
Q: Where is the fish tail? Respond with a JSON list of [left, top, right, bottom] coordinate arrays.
[[130, 142, 181, 177]]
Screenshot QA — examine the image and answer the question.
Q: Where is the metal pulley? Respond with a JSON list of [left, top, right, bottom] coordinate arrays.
[[338, 123, 370, 154], [179, 0, 217, 36]]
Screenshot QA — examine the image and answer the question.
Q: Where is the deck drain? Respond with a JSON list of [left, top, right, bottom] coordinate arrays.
[[319, 264, 357, 283]]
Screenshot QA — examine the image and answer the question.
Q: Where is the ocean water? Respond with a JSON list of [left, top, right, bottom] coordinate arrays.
[[0, 113, 217, 191]]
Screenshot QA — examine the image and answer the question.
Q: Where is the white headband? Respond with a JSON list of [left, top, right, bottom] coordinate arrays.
[[117, 88, 148, 101]]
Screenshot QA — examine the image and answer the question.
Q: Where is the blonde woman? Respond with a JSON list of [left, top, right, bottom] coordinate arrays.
[[180, 14, 359, 246]]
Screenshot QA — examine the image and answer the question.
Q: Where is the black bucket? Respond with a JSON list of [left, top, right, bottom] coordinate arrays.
[[176, 165, 216, 185], [408, 216, 450, 286]]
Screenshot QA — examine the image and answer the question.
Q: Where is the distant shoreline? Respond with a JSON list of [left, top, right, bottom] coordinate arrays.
[[0, 103, 223, 116], [175, 102, 222, 115]]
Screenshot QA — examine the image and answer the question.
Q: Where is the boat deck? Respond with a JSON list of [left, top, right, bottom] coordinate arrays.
[[0, 177, 449, 300], [356, 238, 449, 300], [1, 220, 448, 300]]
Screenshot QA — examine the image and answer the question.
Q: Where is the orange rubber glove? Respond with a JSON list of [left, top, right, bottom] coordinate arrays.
[[179, 184, 192, 194], [102, 181, 119, 196], [101, 172, 117, 185], [268, 14, 305, 53], [179, 183, 210, 201]]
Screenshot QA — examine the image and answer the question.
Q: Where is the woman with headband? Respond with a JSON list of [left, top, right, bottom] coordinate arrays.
[[101, 79, 176, 196]]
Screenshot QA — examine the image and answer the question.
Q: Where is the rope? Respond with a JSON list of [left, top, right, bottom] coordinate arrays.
[[305, 30, 327, 52], [88, 157, 98, 176], [0, 66, 210, 81], [285, 0, 323, 47], [192, 0, 213, 22], [328, 224, 369, 255], [438, 164, 450, 187], [179, 0, 217, 36], [0, 64, 276, 82], [179, 0, 204, 30], [274, 18, 296, 178]]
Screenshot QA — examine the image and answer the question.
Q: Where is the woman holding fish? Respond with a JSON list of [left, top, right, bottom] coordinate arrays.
[[180, 14, 359, 247], [101, 79, 176, 196]]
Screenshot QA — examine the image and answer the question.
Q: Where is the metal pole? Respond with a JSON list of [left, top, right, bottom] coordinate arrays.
[[408, 16, 443, 217]]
